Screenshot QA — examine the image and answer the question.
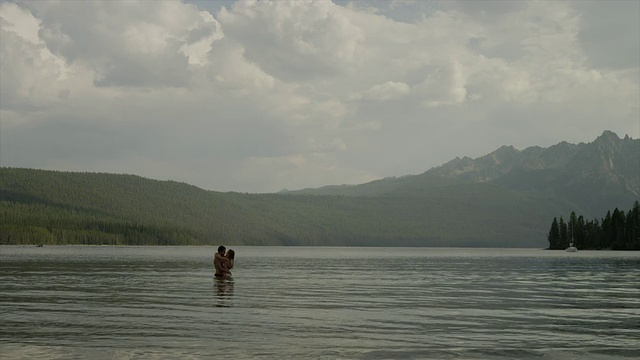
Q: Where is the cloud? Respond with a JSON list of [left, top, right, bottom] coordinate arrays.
[[415, 59, 468, 107], [26, 0, 222, 87], [574, 0, 640, 70], [217, 0, 365, 82], [351, 81, 411, 101], [0, 2, 73, 111], [1, 0, 638, 193]]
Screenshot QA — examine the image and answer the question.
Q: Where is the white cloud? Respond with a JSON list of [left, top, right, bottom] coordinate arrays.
[[217, 0, 365, 81], [25, 0, 222, 87], [0, 2, 73, 111], [207, 40, 276, 95], [352, 81, 411, 101], [0, 2, 40, 42], [414, 59, 468, 107], [1, 0, 638, 193]]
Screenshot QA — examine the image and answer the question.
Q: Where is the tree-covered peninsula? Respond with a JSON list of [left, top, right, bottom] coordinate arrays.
[[547, 201, 640, 250]]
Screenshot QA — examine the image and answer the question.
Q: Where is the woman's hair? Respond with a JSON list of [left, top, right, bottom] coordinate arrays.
[[227, 249, 235, 260]]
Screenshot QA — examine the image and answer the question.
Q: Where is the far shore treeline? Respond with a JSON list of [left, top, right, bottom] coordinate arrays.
[[0, 165, 637, 248], [0, 168, 564, 247], [547, 201, 640, 250]]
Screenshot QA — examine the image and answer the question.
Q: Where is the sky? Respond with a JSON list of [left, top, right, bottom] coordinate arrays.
[[0, 0, 638, 193]]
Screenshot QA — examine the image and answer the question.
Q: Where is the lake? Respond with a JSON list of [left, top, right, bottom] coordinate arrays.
[[1, 246, 639, 359]]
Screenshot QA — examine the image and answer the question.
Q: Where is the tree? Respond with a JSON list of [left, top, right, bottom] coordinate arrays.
[[611, 208, 625, 249], [548, 217, 560, 249], [627, 201, 640, 249], [547, 202, 639, 250], [559, 216, 568, 249], [602, 211, 612, 249]]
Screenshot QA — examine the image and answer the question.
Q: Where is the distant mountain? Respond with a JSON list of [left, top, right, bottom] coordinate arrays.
[[1, 131, 637, 248], [287, 131, 639, 218]]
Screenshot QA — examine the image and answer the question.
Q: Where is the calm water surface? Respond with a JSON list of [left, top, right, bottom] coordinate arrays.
[[1, 246, 639, 359]]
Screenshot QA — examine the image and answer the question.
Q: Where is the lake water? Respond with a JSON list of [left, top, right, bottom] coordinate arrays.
[[0, 246, 639, 360]]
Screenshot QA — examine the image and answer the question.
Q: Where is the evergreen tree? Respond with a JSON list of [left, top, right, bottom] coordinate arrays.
[[548, 217, 560, 249], [602, 211, 612, 249], [575, 215, 585, 248], [546, 203, 639, 250], [627, 201, 640, 249], [611, 208, 625, 249], [559, 216, 568, 249]]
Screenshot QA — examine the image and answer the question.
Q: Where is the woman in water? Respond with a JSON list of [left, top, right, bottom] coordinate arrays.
[[221, 249, 235, 277]]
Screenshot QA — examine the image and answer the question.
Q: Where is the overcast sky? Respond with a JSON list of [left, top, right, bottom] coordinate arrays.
[[1, 0, 638, 193]]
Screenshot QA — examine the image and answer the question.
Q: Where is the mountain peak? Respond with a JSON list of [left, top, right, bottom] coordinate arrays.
[[596, 130, 621, 144], [490, 145, 519, 158]]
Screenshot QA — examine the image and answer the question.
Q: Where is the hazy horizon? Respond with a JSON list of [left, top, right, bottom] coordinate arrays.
[[1, 129, 636, 194], [1, 0, 638, 192]]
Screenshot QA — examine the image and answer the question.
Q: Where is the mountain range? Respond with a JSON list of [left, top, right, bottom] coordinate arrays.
[[1, 131, 638, 247], [287, 130, 639, 219]]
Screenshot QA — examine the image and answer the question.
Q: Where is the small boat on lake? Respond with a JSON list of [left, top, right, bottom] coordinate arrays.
[[566, 224, 577, 252]]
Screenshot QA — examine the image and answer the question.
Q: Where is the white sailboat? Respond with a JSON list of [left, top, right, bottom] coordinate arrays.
[[566, 225, 577, 252]]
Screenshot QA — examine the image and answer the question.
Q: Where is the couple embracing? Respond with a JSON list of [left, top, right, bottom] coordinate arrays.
[[214, 245, 235, 278]]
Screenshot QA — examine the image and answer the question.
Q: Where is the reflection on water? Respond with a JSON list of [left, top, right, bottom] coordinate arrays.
[[214, 277, 234, 307], [1, 246, 639, 360]]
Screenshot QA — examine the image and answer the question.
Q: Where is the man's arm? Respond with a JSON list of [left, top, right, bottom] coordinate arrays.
[[214, 253, 231, 268], [220, 254, 232, 264]]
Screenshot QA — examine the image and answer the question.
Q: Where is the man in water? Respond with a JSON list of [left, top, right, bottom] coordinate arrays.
[[214, 245, 231, 278]]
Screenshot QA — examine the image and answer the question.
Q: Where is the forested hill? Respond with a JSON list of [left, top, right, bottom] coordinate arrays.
[[1, 131, 637, 248], [2, 167, 574, 247]]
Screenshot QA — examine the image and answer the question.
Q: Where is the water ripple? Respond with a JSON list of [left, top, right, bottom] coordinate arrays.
[[1, 246, 639, 359]]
